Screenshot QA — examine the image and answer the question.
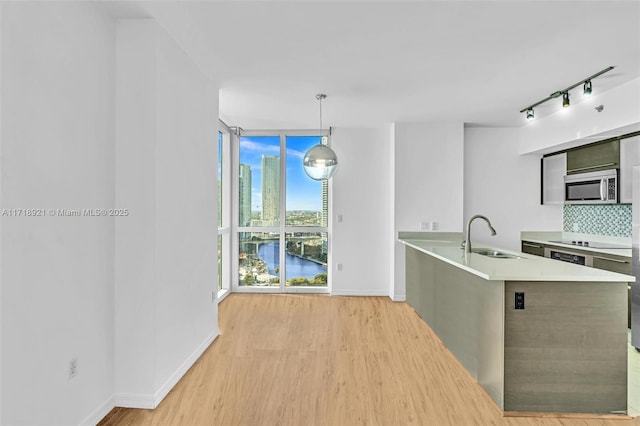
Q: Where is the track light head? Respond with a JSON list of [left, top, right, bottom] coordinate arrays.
[[583, 80, 592, 97], [562, 92, 570, 108], [526, 108, 534, 120]]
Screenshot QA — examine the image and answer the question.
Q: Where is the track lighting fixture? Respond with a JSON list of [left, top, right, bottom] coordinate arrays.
[[526, 108, 534, 120], [519, 66, 614, 120]]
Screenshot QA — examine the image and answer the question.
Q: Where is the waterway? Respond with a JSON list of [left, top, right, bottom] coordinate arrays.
[[257, 242, 327, 279]]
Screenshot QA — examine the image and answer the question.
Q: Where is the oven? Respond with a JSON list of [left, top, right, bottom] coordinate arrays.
[[543, 247, 593, 266]]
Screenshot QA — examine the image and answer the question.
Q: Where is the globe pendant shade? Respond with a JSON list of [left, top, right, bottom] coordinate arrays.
[[303, 143, 338, 180]]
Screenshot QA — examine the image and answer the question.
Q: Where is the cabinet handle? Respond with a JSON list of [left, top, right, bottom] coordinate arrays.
[[522, 243, 542, 248], [567, 162, 616, 173], [593, 256, 630, 264]]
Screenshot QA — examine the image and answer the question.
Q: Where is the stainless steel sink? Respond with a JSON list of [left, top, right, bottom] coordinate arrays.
[[472, 249, 522, 259]]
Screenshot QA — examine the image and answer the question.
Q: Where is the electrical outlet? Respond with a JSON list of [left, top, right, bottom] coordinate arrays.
[[336, 263, 343, 271], [515, 292, 525, 310], [431, 221, 439, 231], [69, 357, 78, 380], [420, 222, 429, 230]]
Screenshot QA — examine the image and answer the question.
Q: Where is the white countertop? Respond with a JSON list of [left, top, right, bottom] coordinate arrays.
[[400, 238, 635, 282]]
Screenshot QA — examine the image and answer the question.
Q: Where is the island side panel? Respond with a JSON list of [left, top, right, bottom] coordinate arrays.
[[405, 246, 505, 408], [504, 281, 627, 414], [406, 246, 435, 324], [477, 281, 505, 410]]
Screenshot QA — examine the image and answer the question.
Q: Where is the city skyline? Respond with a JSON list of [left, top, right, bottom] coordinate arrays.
[[239, 135, 324, 212]]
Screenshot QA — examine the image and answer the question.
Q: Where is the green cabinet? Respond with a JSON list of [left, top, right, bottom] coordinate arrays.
[[566, 139, 619, 174], [591, 253, 633, 329], [521, 241, 546, 257], [592, 253, 632, 275]]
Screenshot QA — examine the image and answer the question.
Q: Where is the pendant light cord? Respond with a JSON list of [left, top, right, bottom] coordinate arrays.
[[316, 93, 326, 131]]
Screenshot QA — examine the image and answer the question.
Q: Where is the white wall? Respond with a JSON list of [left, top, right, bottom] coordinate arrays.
[[154, 23, 219, 399], [464, 127, 562, 251], [114, 20, 158, 404], [1, 5, 220, 424], [114, 20, 219, 408], [331, 127, 392, 296], [393, 122, 464, 232], [392, 121, 464, 300], [1, 2, 4, 422], [1, 2, 116, 424]]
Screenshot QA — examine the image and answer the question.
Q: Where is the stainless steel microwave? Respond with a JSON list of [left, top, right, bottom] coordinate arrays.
[[564, 168, 618, 204]]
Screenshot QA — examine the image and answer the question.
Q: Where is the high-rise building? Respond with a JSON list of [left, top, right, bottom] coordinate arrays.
[[261, 155, 280, 226], [239, 163, 252, 227], [321, 179, 328, 228], [321, 179, 329, 255]]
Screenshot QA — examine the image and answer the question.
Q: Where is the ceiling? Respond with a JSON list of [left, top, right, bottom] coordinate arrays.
[[106, 1, 640, 130]]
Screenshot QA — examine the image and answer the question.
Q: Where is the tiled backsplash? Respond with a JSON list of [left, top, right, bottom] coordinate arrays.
[[563, 204, 632, 237]]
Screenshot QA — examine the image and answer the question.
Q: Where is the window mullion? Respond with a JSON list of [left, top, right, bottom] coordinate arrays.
[[279, 131, 286, 291]]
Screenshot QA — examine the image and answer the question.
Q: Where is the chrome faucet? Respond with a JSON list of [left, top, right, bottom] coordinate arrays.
[[464, 215, 497, 254]]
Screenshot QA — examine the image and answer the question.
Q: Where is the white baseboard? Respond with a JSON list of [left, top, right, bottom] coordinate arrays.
[[114, 331, 219, 411], [114, 392, 155, 409], [391, 293, 406, 302], [153, 331, 218, 407], [80, 395, 115, 426], [330, 289, 390, 297]]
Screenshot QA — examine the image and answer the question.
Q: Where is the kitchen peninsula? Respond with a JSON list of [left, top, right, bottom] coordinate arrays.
[[399, 232, 634, 416]]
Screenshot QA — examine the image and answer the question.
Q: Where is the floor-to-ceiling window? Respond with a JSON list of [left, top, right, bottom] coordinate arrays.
[[234, 130, 330, 293]]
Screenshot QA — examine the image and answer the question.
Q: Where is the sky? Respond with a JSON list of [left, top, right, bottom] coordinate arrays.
[[239, 135, 323, 212]]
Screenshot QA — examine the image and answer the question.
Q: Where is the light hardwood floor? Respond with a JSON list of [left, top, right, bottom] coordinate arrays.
[[99, 294, 639, 426]]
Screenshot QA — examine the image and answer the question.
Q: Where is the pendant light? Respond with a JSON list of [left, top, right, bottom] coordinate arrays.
[[303, 94, 338, 180]]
